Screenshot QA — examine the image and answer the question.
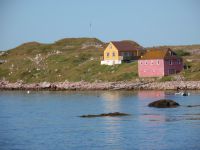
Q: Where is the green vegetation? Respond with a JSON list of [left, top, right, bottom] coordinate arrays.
[[172, 46, 200, 81], [180, 61, 200, 81], [159, 76, 173, 82], [176, 50, 190, 56], [0, 38, 199, 83]]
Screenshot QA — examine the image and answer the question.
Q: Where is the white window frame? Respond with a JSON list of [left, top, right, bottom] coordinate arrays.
[[169, 60, 172, 65]]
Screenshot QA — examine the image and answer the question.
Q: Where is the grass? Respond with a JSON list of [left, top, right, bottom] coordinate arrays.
[[159, 76, 173, 82], [0, 38, 200, 83], [176, 50, 190, 56]]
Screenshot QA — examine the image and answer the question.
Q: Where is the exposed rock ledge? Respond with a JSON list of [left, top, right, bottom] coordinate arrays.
[[80, 112, 130, 118], [0, 81, 200, 90]]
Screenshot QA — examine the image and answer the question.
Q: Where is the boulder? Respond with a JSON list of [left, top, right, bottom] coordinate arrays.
[[39, 82, 51, 88], [148, 99, 180, 108], [80, 112, 130, 118]]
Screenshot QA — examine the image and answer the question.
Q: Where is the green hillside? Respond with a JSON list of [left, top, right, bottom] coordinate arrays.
[[0, 38, 199, 83]]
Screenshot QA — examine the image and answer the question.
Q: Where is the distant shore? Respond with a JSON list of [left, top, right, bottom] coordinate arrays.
[[0, 80, 200, 90]]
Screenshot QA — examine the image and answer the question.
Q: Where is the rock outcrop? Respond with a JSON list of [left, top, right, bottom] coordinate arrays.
[[148, 99, 180, 108], [80, 112, 130, 118]]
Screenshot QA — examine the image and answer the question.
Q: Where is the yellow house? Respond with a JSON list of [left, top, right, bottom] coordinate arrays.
[[101, 41, 144, 65]]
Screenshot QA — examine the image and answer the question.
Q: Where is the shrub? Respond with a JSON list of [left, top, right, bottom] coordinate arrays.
[[176, 50, 190, 56]]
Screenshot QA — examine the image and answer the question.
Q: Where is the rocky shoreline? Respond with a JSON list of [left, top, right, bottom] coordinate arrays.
[[0, 80, 200, 90]]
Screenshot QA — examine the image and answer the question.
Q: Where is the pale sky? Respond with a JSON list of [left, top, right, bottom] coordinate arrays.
[[1, 0, 200, 50]]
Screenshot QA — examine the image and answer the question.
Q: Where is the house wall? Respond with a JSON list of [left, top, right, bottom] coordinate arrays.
[[138, 58, 183, 77], [119, 51, 140, 60], [164, 58, 183, 75], [138, 59, 165, 77], [103, 43, 119, 61]]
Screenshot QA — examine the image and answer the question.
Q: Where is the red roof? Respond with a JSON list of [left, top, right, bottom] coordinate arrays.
[[111, 41, 143, 51]]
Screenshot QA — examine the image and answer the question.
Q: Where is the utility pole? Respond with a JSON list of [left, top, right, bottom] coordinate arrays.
[[89, 22, 92, 37]]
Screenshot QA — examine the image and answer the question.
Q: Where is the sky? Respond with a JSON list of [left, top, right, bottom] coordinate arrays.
[[0, 0, 200, 50]]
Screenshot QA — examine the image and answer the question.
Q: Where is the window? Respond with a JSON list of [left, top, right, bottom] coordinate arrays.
[[145, 61, 148, 65], [110, 45, 112, 49], [177, 59, 181, 64], [112, 52, 115, 57], [151, 60, 154, 65], [140, 61, 143, 65], [106, 52, 109, 57], [169, 51, 173, 56], [157, 60, 160, 65], [169, 60, 172, 65]]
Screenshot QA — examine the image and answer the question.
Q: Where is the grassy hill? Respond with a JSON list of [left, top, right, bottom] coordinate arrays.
[[0, 38, 199, 83]]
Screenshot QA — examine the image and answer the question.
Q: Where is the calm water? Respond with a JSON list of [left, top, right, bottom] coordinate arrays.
[[0, 90, 200, 150]]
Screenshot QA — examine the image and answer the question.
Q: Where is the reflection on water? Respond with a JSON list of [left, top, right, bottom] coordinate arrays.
[[99, 91, 128, 149], [138, 90, 165, 99], [101, 91, 122, 101], [100, 91, 122, 112], [0, 90, 200, 150], [103, 118, 123, 149], [141, 114, 166, 122]]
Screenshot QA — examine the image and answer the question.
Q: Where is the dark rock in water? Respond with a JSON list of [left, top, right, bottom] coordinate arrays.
[[148, 99, 180, 108], [186, 105, 200, 108], [182, 93, 188, 96], [80, 112, 130, 118]]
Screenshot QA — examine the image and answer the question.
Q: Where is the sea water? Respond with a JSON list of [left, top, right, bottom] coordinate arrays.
[[0, 90, 200, 150]]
